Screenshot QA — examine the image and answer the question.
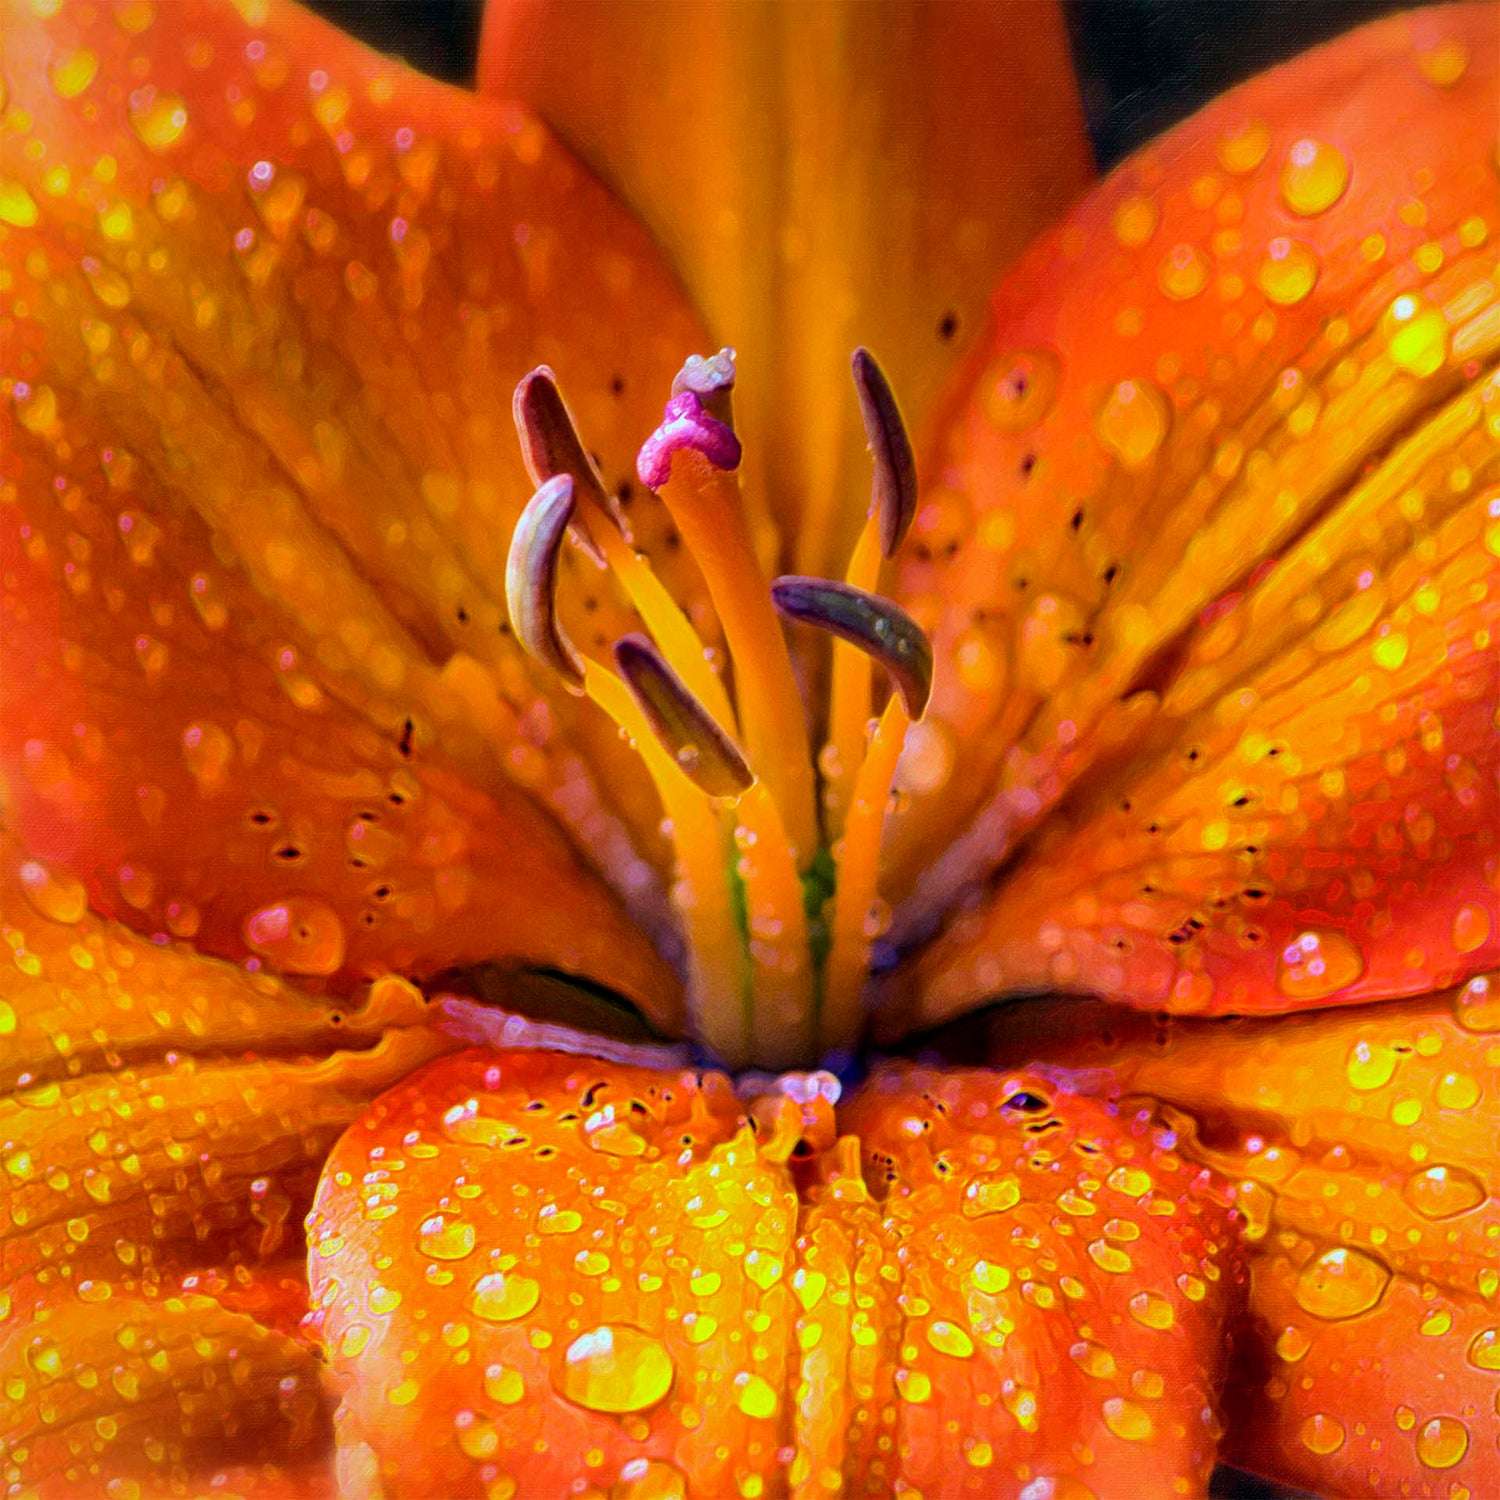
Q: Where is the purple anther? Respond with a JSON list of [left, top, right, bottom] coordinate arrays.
[[513, 366, 618, 555], [637, 391, 743, 491], [851, 347, 918, 558], [505, 474, 585, 690]]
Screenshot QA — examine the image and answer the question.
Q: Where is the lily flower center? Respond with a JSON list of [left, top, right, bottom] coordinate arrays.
[[507, 349, 931, 1070]]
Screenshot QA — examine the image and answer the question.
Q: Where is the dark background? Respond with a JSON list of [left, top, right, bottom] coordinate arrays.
[[303, 0, 1433, 168], [297, 4, 1434, 1498]]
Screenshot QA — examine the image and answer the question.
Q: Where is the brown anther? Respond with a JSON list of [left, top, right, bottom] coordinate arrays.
[[770, 576, 933, 719], [613, 634, 755, 800], [851, 347, 918, 557], [505, 474, 585, 691]]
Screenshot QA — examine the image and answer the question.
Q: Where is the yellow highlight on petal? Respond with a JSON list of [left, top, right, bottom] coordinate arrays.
[[0, 181, 40, 228]]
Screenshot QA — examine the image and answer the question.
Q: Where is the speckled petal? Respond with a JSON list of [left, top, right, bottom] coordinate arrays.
[[482, 0, 1093, 576], [887, 2, 1499, 1029], [965, 981, 1500, 1499], [307, 1050, 1243, 1494], [0, 0, 705, 1016]]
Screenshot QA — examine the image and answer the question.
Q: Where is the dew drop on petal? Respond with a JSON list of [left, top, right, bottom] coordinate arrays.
[[926, 1320, 975, 1359], [1279, 138, 1349, 216], [418, 1215, 477, 1261], [1102, 1397, 1152, 1442], [242, 898, 346, 975], [18, 860, 87, 925], [1128, 1290, 1174, 1330], [128, 90, 189, 151], [963, 1174, 1021, 1217], [1466, 1329, 1500, 1372], [1299, 1413, 1346, 1455], [1257, 238, 1320, 306], [1414, 1415, 1469, 1469], [468, 1272, 540, 1324], [1294, 1246, 1390, 1320], [614, 1458, 688, 1500], [1344, 1037, 1398, 1091], [1095, 380, 1169, 469], [1278, 929, 1364, 1001], [1401, 1164, 1486, 1219], [1454, 974, 1500, 1033], [556, 1325, 674, 1413]]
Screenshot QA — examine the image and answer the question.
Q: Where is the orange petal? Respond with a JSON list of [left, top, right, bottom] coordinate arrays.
[[0, 0, 707, 1017], [482, 0, 1093, 575], [965, 979, 1500, 1498], [307, 1049, 1242, 1493], [884, 2, 1499, 1029]]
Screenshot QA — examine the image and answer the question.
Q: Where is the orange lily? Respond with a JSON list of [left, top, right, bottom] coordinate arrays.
[[0, 2, 1495, 1497]]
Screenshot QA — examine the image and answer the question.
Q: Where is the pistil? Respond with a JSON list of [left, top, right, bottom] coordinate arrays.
[[505, 349, 932, 1070]]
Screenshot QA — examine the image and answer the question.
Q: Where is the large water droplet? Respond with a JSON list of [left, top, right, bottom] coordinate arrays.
[[483, 1363, 526, 1405], [1467, 1328, 1500, 1371], [926, 1320, 974, 1359], [1278, 929, 1364, 1002], [1102, 1397, 1152, 1442], [243, 898, 346, 975], [1344, 1037, 1399, 1092], [536, 1206, 583, 1235], [1279, 139, 1349, 216], [1299, 1413, 1345, 1455], [128, 89, 189, 151], [419, 1215, 477, 1261], [1069, 1340, 1116, 1380], [1129, 1291, 1175, 1331], [1294, 1246, 1390, 1319], [1402, 1164, 1486, 1219], [963, 1174, 1021, 1217], [1436, 1071, 1481, 1111], [1414, 1415, 1469, 1469], [556, 1325, 674, 1413], [18, 859, 86, 925], [468, 1272, 540, 1324], [734, 1371, 778, 1420], [1257, 238, 1320, 307], [1095, 380, 1169, 469], [1454, 974, 1500, 1032], [1087, 1240, 1132, 1275], [614, 1458, 688, 1500]]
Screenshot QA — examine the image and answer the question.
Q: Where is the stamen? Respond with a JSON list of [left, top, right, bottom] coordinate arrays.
[[614, 635, 754, 800], [770, 577, 932, 719], [771, 575, 934, 1056], [850, 347, 919, 559], [438, 995, 692, 1069], [826, 348, 919, 833], [505, 474, 585, 690], [515, 369, 735, 729], [638, 368, 817, 865]]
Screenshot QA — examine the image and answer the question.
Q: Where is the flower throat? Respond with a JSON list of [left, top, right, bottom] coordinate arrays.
[[506, 349, 932, 1071]]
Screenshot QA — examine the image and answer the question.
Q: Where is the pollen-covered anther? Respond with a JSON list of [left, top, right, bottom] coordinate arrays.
[[770, 576, 933, 719], [850, 346, 918, 557], [613, 634, 755, 800], [505, 473, 585, 690]]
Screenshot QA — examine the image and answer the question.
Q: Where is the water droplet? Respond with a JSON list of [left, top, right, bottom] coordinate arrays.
[[1257, 238, 1320, 306], [792, 1269, 826, 1312], [971, 1260, 1011, 1295], [1294, 1246, 1390, 1319], [1451, 903, 1492, 955], [18, 860, 87, 924], [576, 1250, 611, 1278], [1419, 1308, 1452, 1337], [615, 1458, 688, 1500], [1455, 974, 1500, 1032], [128, 89, 189, 151], [981, 349, 1061, 433], [468, 1272, 540, 1324], [1299, 1413, 1345, 1455], [1095, 380, 1169, 469], [926, 1320, 974, 1358], [1279, 930, 1365, 1002], [454, 1410, 500, 1460], [1415, 1415, 1469, 1469], [339, 1324, 371, 1358], [1129, 1291, 1174, 1330], [1436, 1072, 1480, 1111], [963, 1174, 1021, 1217], [1087, 1240, 1132, 1275], [1384, 294, 1449, 377], [1344, 1037, 1399, 1091], [1158, 243, 1210, 300], [1416, 37, 1470, 87], [1279, 139, 1349, 216], [689, 1269, 721, 1297], [1218, 120, 1271, 174], [896, 1367, 932, 1403], [1069, 1340, 1116, 1380], [556, 1325, 674, 1413], [584, 1103, 647, 1156], [1403, 1164, 1486, 1219], [1467, 1328, 1500, 1371], [1275, 1326, 1312, 1363], [1112, 194, 1158, 248], [743, 1250, 782, 1291], [733, 1371, 777, 1420], [49, 47, 98, 99], [1102, 1397, 1152, 1442], [243, 898, 346, 975], [536, 1206, 583, 1235], [419, 1216, 477, 1261], [1107, 1166, 1153, 1198]]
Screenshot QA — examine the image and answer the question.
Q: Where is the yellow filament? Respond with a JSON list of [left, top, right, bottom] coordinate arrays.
[[652, 450, 818, 865], [577, 493, 738, 733], [581, 662, 747, 1064], [820, 693, 909, 1054], [733, 782, 815, 1069], [823, 512, 883, 836]]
